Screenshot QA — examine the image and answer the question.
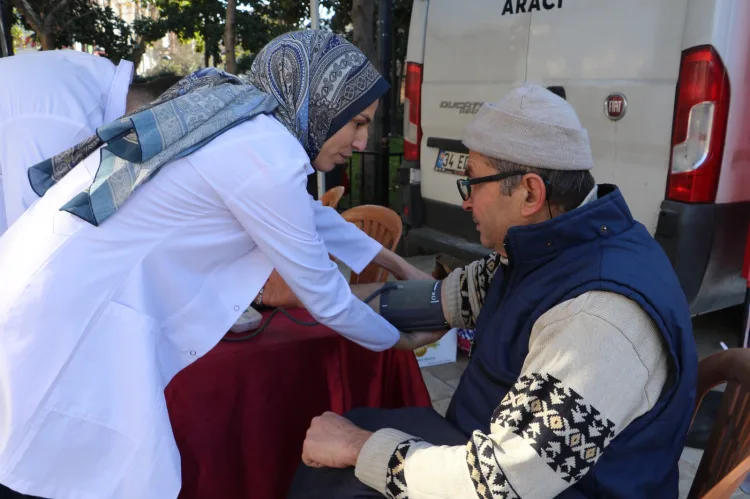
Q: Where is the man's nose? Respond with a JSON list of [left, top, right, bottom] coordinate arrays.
[[462, 198, 472, 212]]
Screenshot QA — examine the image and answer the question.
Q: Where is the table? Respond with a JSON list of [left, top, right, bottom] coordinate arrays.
[[164, 308, 432, 499]]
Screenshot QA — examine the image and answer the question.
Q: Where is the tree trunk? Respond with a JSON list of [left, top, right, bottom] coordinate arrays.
[[40, 31, 55, 50], [351, 0, 376, 63], [223, 0, 236, 74], [0, 0, 13, 57], [130, 38, 146, 72], [203, 23, 210, 68], [351, 0, 378, 204]]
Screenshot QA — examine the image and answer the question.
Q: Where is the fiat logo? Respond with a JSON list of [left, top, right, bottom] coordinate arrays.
[[605, 93, 627, 121]]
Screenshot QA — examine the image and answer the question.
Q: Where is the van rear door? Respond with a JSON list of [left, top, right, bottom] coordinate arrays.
[[419, 0, 531, 207], [526, 0, 690, 232]]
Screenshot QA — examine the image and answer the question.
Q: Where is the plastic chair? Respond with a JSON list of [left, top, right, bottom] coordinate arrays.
[[687, 348, 750, 499], [321, 186, 345, 210], [341, 205, 403, 284]]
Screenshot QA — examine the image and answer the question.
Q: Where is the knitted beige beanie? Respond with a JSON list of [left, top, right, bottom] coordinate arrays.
[[463, 85, 594, 171]]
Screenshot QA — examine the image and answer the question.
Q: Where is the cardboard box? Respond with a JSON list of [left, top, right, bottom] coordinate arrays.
[[414, 328, 458, 368]]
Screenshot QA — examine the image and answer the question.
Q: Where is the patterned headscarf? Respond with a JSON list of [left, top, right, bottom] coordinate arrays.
[[244, 30, 390, 161], [27, 30, 388, 226]]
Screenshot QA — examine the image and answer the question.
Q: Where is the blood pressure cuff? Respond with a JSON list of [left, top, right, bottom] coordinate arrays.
[[379, 280, 449, 332]]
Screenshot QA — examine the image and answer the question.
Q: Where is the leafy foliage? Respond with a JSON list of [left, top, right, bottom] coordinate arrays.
[[14, 0, 137, 61], [320, 0, 413, 64], [55, 2, 135, 62]]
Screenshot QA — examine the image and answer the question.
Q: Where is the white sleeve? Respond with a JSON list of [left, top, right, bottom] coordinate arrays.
[[187, 121, 399, 351], [0, 169, 7, 234], [311, 198, 382, 274], [225, 180, 398, 350]]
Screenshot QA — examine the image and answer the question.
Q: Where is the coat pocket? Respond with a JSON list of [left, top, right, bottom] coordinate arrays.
[[9, 408, 135, 498], [8, 301, 164, 496], [44, 301, 162, 433]]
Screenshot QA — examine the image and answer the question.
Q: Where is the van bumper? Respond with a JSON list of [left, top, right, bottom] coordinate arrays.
[[655, 200, 750, 315]]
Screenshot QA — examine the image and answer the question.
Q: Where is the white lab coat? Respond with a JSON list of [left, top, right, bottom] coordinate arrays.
[[0, 50, 133, 236], [0, 114, 398, 499]]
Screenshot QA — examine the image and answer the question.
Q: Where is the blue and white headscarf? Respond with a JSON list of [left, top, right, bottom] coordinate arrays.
[[245, 30, 390, 161], [27, 30, 389, 226]]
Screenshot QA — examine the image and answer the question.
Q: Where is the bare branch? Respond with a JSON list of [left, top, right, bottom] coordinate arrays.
[[12, 0, 44, 32], [57, 7, 96, 32], [43, 0, 74, 32]]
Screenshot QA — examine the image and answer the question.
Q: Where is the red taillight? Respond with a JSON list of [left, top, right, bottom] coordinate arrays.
[[403, 62, 423, 162], [666, 46, 730, 203]]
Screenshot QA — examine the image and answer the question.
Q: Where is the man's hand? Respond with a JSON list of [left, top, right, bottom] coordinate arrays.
[[393, 330, 450, 351], [373, 248, 433, 281], [302, 412, 373, 468]]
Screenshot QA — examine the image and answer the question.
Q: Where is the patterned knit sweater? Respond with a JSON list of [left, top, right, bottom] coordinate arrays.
[[442, 251, 503, 330], [354, 257, 669, 498]]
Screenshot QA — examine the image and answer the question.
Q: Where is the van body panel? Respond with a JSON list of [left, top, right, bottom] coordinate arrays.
[[402, 0, 750, 315], [405, 0, 429, 64], [420, 0, 531, 206], [711, 0, 750, 204], [525, 0, 688, 232]]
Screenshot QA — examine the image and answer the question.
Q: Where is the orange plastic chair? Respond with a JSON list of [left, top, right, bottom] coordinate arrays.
[[321, 186, 345, 210], [687, 348, 750, 499], [341, 205, 403, 284]]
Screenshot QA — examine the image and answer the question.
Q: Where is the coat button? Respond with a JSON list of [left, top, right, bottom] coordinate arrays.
[[190, 350, 196, 356], [601, 225, 609, 234], [234, 305, 240, 311]]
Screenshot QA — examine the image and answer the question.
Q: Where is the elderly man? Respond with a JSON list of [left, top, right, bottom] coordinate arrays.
[[289, 85, 698, 499]]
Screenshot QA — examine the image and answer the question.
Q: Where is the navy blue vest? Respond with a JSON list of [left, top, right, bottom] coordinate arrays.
[[446, 185, 697, 498]]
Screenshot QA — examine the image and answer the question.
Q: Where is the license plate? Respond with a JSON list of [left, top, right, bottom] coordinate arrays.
[[434, 150, 468, 175]]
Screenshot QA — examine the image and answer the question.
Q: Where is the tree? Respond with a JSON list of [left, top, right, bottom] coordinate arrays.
[[12, 0, 138, 61], [0, 0, 13, 56], [156, 0, 225, 67], [54, 1, 135, 62], [12, 0, 72, 49], [234, 6, 282, 55], [350, 0, 375, 63], [322, 0, 412, 67], [129, 1, 162, 72], [223, 0, 236, 73]]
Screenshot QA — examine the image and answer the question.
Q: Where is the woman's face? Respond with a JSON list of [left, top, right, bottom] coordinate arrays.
[[312, 100, 379, 172]]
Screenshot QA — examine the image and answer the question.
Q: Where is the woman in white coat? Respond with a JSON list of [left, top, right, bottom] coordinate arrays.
[[0, 31, 440, 499]]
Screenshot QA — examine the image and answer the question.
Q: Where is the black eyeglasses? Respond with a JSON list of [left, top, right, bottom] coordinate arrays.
[[456, 171, 528, 201]]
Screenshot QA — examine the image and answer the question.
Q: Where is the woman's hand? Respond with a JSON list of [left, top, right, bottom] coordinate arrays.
[[392, 330, 450, 351], [373, 248, 433, 281]]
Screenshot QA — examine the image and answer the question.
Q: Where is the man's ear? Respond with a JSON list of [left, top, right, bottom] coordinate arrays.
[[520, 174, 548, 217]]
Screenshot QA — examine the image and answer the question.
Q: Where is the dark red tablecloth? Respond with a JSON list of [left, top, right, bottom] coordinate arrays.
[[164, 309, 431, 499]]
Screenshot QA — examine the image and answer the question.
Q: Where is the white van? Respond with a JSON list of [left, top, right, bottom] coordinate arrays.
[[399, 0, 750, 315]]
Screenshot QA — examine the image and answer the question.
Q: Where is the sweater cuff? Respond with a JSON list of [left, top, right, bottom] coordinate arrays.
[[442, 269, 463, 328], [355, 428, 415, 494]]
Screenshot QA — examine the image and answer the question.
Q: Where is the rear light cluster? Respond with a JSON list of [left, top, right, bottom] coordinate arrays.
[[403, 62, 423, 162], [667, 45, 731, 203]]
